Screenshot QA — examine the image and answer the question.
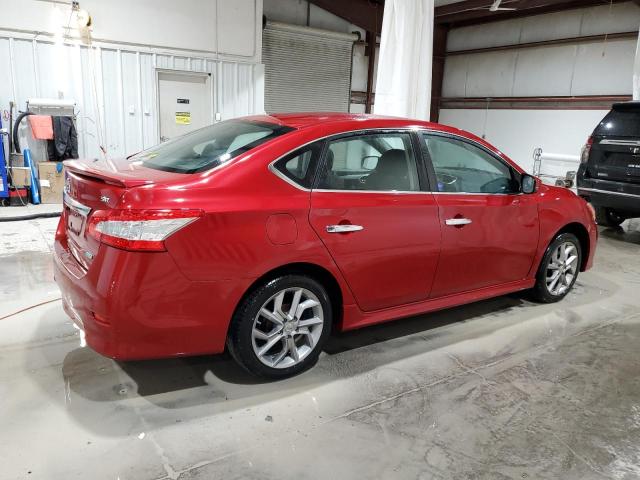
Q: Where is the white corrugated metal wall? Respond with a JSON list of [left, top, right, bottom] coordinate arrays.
[[0, 33, 264, 160], [439, 2, 640, 172], [442, 2, 640, 99]]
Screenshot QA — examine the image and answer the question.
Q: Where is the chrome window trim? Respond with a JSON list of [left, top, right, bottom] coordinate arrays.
[[599, 139, 640, 147], [427, 187, 523, 197], [578, 187, 640, 198], [313, 188, 432, 195], [267, 126, 522, 194], [268, 162, 312, 191]]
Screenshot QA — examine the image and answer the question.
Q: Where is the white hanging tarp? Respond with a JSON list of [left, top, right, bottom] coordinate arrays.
[[373, 0, 434, 120], [634, 26, 640, 101]]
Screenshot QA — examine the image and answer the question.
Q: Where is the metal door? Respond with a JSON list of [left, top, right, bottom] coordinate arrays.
[[158, 71, 212, 142]]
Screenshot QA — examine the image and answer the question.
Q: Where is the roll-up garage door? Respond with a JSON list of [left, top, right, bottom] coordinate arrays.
[[263, 21, 356, 113]]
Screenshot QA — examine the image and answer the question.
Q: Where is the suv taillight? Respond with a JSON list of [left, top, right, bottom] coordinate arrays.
[[580, 136, 593, 164], [87, 209, 203, 251]]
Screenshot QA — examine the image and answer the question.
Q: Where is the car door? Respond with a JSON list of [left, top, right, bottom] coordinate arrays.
[[309, 131, 441, 312], [421, 133, 540, 298]]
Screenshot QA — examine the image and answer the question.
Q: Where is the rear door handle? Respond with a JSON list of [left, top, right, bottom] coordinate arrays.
[[445, 218, 472, 226], [326, 224, 364, 233]]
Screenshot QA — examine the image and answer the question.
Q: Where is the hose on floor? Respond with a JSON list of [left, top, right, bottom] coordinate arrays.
[[0, 211, 62, 222], [0, 298, 62, 321]]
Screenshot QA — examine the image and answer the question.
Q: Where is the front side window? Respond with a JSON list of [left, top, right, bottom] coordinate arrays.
[[131, 120, 294, 174], [317, 133, 420, 192], [423, 135, 519, 194]]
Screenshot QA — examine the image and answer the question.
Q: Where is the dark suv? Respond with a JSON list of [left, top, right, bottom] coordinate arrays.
[[577, 101, 640, 227]]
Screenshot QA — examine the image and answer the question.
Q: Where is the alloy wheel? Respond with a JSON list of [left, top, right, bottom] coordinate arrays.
[[251, 287, 324, 369], [545, 241, 579, 296]]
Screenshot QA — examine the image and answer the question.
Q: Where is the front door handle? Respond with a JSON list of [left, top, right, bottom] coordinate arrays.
[[326, 224, 364, 233], [445, 218, 472, 226]]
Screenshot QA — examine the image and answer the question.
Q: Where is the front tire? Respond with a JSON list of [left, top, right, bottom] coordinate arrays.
[[227, 275, 332, 379], [594, 206, 625, 227], [532, 233, 582, 303]]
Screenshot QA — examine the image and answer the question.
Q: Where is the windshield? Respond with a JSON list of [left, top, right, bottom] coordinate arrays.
[[131, 120, 294, 173]]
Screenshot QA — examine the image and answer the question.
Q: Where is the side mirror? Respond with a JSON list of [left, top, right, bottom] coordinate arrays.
[[521, 174, 537, 194], [361, 156, 378, 170]]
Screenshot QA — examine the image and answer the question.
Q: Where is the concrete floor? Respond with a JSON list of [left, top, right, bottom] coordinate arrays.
[[2, 217, 640, 480]]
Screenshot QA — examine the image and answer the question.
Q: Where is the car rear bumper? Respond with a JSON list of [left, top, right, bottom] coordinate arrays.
[[577, 177, 640, 215], [54, 238, 249, 360]]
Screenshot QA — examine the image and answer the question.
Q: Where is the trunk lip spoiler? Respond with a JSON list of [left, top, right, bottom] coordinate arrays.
[[64, 160, 154, 188]]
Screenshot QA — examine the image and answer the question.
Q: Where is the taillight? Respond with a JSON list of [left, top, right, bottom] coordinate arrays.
[[87, 209, 203, 251], [580, 136, 593, 164]]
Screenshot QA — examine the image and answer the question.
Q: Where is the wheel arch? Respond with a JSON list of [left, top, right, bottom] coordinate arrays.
[[232, 262, 344, 332], [554, 222, 591, 271]]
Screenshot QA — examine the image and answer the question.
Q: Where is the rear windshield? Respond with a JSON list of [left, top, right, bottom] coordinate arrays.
[[131, 120, 294, 173], [594, 104, 640, 138]]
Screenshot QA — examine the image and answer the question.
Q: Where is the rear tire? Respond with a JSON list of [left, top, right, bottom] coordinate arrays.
[[227, 275, 332, 379], [531, 233, 582, 303], [594, 206, 625, 227]]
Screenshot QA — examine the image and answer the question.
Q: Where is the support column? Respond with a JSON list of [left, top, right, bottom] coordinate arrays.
[[365, 31, 377, 113], [430, 24, 449, 122]]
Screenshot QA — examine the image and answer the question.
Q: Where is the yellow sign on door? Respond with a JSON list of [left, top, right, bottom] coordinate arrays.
[[175, 112, 191, 125]]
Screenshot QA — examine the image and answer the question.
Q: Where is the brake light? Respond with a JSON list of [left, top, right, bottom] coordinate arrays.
[[87, 209, 203, 251], [580, 136, 593, 164]]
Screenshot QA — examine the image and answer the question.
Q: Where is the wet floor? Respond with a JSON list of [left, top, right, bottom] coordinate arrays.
[[1, 218, 640, 479]]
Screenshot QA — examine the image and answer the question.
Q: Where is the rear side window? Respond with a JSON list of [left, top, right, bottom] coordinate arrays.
[[594, 104, 640, 137], [317, 132, 420, 192], [273, 142, 323, 189], [131, 120, 294, 173]]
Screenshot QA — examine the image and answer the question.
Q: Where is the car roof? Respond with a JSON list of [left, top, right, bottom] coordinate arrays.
[[267, 112, 438, 130], [612, 101, 640, 111], [247, 112, 480, 141], [239, 112, 518, 170]]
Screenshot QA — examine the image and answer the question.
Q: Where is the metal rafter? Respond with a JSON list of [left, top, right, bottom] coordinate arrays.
[[307, 0, 384, 35], [435, 0, 626, 26]]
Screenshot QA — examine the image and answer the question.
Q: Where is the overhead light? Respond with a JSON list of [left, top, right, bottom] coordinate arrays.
[[489, 0, 516, 11]]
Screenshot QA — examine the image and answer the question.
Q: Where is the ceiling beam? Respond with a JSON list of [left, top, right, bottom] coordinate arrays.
[[307, 0, 384, 35], [435, 0, 625, 27]]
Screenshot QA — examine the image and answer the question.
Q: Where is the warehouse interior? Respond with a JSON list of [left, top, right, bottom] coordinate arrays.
[[1, 0, 640, 478]]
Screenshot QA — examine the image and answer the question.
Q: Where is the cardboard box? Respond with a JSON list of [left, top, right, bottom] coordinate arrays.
[[9, 167, 31, 187], [37, 162, 65, 204]]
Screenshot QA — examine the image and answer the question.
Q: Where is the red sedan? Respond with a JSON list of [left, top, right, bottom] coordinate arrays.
[[54, 113, 597, 378]]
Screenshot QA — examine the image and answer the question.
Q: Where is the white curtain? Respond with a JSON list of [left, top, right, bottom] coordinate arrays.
[[373, 0, 434, 120], [634, 26, 640, 101]]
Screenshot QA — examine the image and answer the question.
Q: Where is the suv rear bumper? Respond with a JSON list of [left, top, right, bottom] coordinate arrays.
[[577, 177, 640, 216]]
